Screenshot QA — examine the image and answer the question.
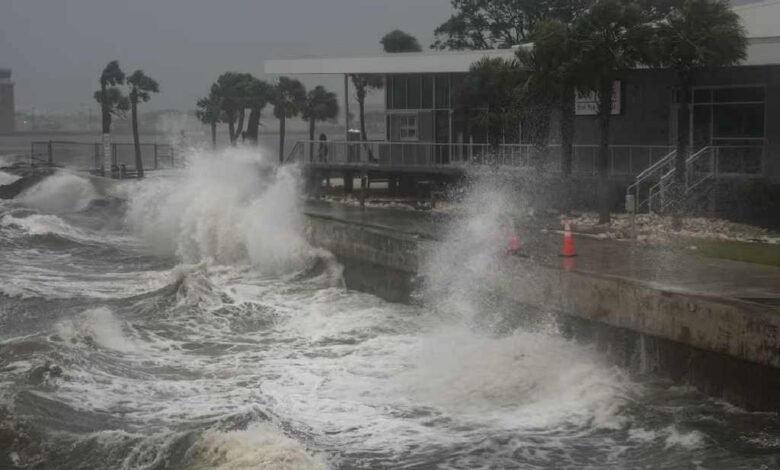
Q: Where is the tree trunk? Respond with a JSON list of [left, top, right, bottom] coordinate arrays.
[[210, 122, 217, 150], [672, 72, 691, 230], [560, 85, 575, 178], [357, 91, 376, 161], [246, 108, 260, 145], [132, 99, 144, 179], [100, 83, 110, 134], [235, 109, 245, 144], [597, 79, 613, 224], [279, 115, 286, 164], [532, 105, 551, 172], [309, 117, 316, 162], [228, 114, 236, 146], [100, 83, 111, 176], [358, 95, 367, 141]]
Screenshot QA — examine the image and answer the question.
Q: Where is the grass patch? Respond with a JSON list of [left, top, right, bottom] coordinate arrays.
[[687, 239, 780, 267]]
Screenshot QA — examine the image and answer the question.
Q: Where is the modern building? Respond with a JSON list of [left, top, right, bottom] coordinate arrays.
[[265, 0, 780, 217], [0, 69, 14, 134]]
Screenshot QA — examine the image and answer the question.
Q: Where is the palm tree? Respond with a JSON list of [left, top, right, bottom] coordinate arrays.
[[350, 74, 383, 142], [653, 0, 746, 228], [515, 46, 558, 170], [271, 77, 306, 163], [301, 86, 339, 160], [380, 30, 422, 52], [244, 77, 272, 146], [526, 17, 586, 178], [127, 70, 159, 179], [214, 72, 254, 145], [94, 60, 128, 174], [574, 0, 653, 223], [196, 85, 222, 150], [460, 57, 522, 150]]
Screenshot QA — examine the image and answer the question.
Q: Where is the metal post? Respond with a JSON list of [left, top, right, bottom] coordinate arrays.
[[47, 141, 53, 166], [30, 142, 34, 166], [344, 75, 350, 141], [154, 144, 159, 170]]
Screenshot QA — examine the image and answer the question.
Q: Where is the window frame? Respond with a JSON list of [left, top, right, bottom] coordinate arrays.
[[398, 113, 419, 141]]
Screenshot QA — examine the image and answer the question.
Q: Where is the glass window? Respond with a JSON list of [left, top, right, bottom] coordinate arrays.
[[407, 75, 421, 109], [385, 76, 394, 109], [693, 89, 712, 103], [450, 74, 465, 108], [714, 87, 764, 103], [399, 115, 418, 141], [435, 74, 450, 108], [713, 103, 764, 138], [393, 76, 406, 109], [422, 75, 433, 109]]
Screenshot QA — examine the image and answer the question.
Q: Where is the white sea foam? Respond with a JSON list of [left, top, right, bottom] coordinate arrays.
[[55, 307, 137, 353], [1, 212, 86, 238], [125, 146, 311, 272], [664, 426, 706, 449], [185, 423, 329, 470], [394, 326, 630, 429], [0, 170, 20, 185], [18, 172, 98, 213]]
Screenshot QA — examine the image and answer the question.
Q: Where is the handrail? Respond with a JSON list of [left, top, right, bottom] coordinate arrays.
[[285, 140, 674, 176], [648, 146, 714, 213], [626, 148, 676, 211]]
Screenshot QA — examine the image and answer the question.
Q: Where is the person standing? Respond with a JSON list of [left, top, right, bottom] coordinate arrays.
[[317, 133, 329, 162]]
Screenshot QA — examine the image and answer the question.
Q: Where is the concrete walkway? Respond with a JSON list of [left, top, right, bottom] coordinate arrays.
[[304, 201, 780, 305]]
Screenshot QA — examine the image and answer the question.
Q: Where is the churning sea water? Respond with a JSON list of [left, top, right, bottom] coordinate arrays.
[[0, 147, 778, 469]]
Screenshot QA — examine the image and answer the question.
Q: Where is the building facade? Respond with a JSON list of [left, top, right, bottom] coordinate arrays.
[[265, 1, 780, 187], [0, 69, 14, 134]]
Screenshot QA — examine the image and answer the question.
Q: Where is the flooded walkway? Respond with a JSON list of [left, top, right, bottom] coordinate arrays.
[[304, 201, 780, 304]]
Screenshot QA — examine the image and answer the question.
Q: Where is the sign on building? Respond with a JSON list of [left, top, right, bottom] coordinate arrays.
[[575, 81, 621, 115]]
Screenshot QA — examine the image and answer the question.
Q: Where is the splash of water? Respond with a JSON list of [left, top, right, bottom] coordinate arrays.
[[55, 307, 137, 353], [18, 172, 98, 214], [125, 146, 311, 273], [420, 174, 520, 324], [0, 170, 20, 186], [411, 173, 633, 432]]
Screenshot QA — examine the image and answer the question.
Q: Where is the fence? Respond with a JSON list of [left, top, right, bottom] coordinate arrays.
[[287, 140, 675, 177], [30, 141, 176, 172]]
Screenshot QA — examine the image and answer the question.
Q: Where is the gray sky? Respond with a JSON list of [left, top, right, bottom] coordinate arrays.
[[1, 0, 452, 114]]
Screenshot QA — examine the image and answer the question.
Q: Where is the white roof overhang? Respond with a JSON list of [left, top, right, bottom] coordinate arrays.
[[264, 49, 518, 75], [265, 2, 780, 76]]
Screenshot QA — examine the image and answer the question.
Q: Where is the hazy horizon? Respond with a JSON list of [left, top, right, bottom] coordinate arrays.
[[1, 0, 451, 114]]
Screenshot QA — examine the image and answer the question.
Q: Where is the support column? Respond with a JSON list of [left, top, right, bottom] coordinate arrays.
[[359, 171, 368, 207], [388, 175, 398, 196], [343, 171, 354, 193]]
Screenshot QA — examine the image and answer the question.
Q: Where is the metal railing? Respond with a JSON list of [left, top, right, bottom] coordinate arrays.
[[643, 145, 765, 213], [30, 140, 176, 173], [626, 149, 677, 212], [286, 140, 674, 177]]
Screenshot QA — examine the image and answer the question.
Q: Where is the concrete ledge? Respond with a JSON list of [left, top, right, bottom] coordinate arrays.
[[304, 214, 780, 411]]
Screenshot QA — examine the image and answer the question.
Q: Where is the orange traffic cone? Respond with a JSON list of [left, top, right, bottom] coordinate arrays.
[[560, 220, 576, 257], [507, 232, 520, 254], [506, 218, 525, 257]]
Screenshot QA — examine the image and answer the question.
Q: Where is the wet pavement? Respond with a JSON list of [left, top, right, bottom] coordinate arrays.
[[304, 201, 780, 304]]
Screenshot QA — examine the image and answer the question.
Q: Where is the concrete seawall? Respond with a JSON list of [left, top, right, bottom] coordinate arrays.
[[305, 213, 780, 411]]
